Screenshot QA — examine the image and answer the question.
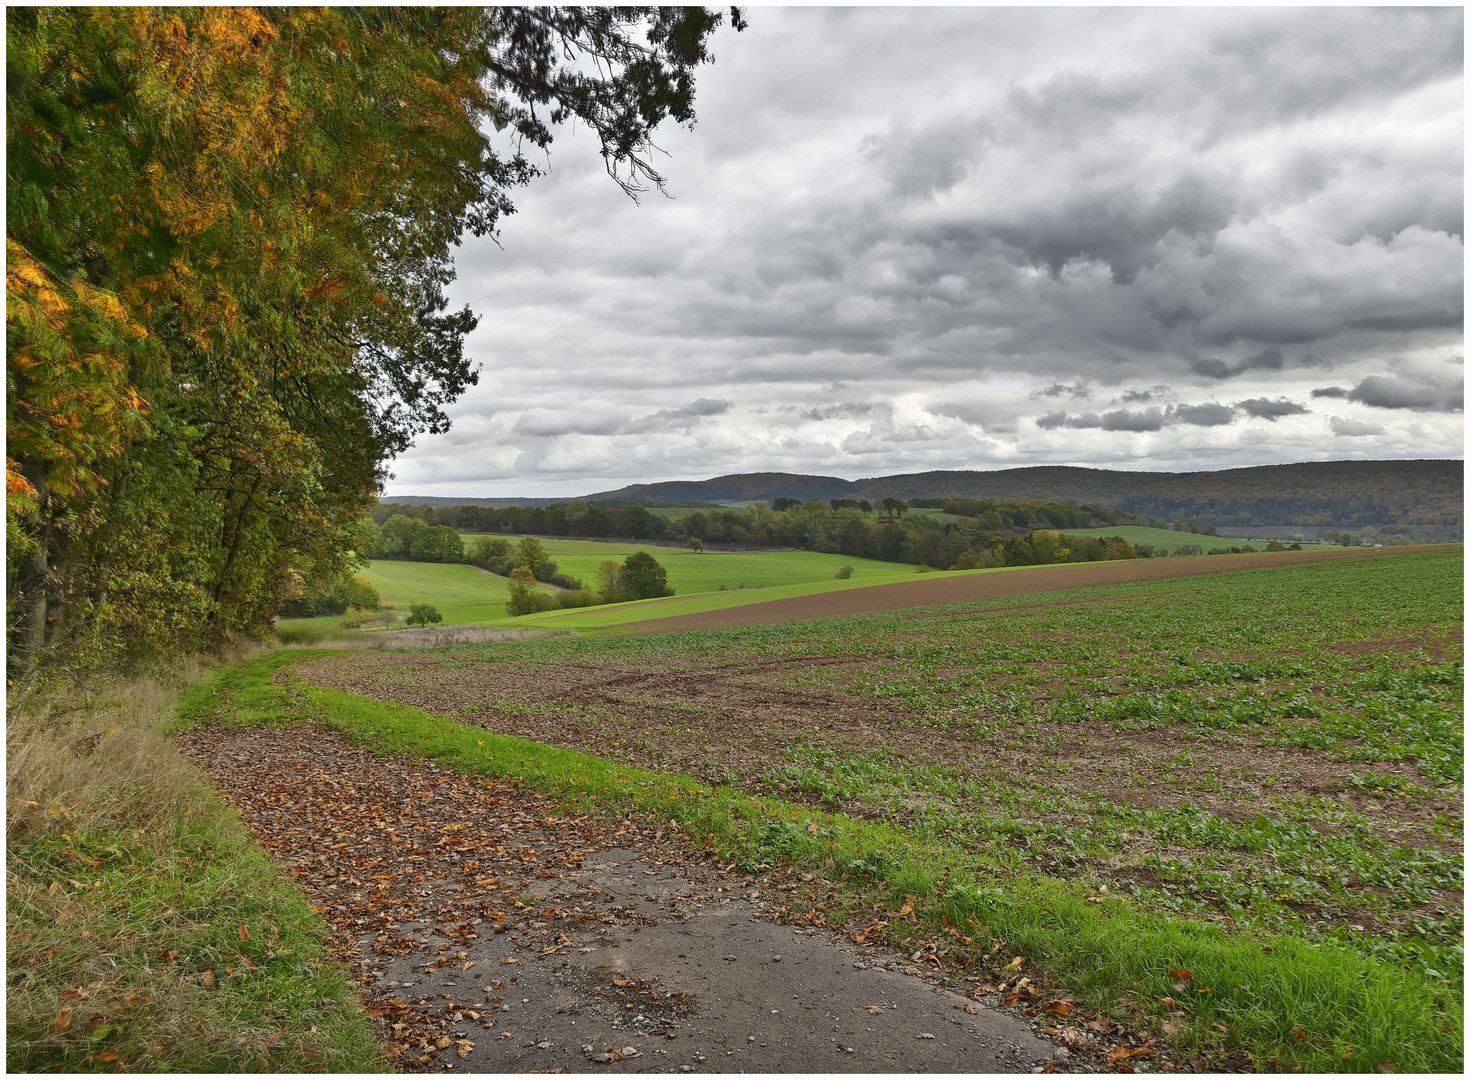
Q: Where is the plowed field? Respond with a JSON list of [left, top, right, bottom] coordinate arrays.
[[617, 545, 1408, 633]]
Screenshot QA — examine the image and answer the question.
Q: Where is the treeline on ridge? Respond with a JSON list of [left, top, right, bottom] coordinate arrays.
[[369, 497, 1173, 573]]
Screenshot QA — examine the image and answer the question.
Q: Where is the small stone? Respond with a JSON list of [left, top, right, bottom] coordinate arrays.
[[622, 1046, 638, 1057], [853, 961, 867, 969], [680, 1067, 694, 1074], [1054, 1047, 1070, 1061], [591, 1053, 613, 1064], [747, 1035, 756, 1042], [904, 966, 921, 976]]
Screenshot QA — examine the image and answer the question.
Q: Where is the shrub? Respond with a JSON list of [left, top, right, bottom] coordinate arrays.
[[406, 603, 443, 627], [548, 571, 584, 590], [506, 567, 558, 616], [950, 550, 979, 570], [1266, 540, 1286, 551], [686, 537, 704, 553], [557, 589, 597, 609], [835, 564, 854, 579]]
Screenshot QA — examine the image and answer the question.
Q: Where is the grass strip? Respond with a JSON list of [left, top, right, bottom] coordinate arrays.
[[7, 669, 383, 1073], [179, 649, 1462, 1074]]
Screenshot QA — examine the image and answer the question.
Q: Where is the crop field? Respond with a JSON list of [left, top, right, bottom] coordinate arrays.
[[297, 547, 1462, 1064], [462, 534, 915, 595], [1065, 525, 1333, 552]]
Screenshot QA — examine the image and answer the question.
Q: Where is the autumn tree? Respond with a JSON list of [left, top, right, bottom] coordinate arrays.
[[7, 6, 741, 675]]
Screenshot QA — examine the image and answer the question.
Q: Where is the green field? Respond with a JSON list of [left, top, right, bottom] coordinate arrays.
[[463, 534, 916, 596], [1066, 524, 1329, 552], [279, 546, 1462, 1071]]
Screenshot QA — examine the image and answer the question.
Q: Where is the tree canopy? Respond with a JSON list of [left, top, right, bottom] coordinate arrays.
[[7, 6, 740, 675]]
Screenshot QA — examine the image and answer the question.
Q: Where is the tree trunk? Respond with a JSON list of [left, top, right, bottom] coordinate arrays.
[[15, 458, 50, 674]]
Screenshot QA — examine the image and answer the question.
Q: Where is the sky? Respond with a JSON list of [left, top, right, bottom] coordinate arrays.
[[385, 6, 1464, 498]]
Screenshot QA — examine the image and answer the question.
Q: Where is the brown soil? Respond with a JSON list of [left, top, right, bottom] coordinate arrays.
[[296, 640, 1460, 901], [619, 547, 1420, 633]]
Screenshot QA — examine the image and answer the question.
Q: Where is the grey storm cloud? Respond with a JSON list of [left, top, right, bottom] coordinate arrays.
[[1171, 403, 1238, 427], [1345, 374, 1463, 412], [1235, 397, 1310, 421], [1191, 348, 1286, 381], [621, 397, 734, 434], [1036, 407, 1166, 432], [383, 6, 1463, 496]]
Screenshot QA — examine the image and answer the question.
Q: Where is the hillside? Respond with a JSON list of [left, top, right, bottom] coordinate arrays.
[[583, 471, 854, 504], [389, 460, 1461, 538], [853, 460, 1461, 534]]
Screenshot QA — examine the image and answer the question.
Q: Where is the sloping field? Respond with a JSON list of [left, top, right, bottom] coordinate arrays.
[[461, 534, 911, 595], [289, 546, 1463, 1071], [615, 545, 1424, 633]]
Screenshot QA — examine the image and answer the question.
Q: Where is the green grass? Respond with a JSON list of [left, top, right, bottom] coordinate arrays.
[[275, 560, 558, 637], [507, 562, 984, 630], [7, 674, 381, 1072], [181, 616, 1464, 1073], [1065, 525, 1333, 553], [464, 534, 916, 594]]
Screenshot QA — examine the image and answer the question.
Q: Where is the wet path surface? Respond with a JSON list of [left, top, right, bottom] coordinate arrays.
[[179, 725, 1064, 1073]]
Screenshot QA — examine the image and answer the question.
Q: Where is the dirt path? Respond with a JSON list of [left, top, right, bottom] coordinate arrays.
[[179, 726, 1092, 1074], [618, 546, 1410, 633]]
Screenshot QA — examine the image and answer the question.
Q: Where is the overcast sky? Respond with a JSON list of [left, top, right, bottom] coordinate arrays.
[[386, 6, 1464, 498]]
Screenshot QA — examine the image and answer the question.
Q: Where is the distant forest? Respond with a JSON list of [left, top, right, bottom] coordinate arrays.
[[567, 460, 1461, 538], [370, 497, 1215, 571]]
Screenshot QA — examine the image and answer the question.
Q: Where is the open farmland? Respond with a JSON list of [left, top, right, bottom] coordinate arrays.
[[461, 534, 914, 594], [1062, 525, 1312, 552], [296, 548, 1462, 1067]]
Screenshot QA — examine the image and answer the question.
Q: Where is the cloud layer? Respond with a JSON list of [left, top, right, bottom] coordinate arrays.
[[386, 8, 1463, 496]]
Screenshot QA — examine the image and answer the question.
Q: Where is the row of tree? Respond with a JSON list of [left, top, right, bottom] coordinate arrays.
[[7, 7, 738, 676]]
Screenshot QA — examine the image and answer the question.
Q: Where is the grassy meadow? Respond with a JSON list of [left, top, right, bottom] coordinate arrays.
[[1065, 524, 1333, 552], [270, 546, 1461, 1071], [461, 534, 912, 594]]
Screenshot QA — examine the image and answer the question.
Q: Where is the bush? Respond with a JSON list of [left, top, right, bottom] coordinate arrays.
[[835, 564, 854, 579], [406, 603, 443, 627], [506, 567, 558, 616], [557, 589, 597, 609], [949, 550, 979, 570], [1266, 540, 1286, 551], [548, 571, 584, 590]]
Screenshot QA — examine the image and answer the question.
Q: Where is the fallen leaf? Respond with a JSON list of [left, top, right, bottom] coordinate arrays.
[[93, 1051, 120, 1063], [1047, 1001, 1074, 1017], [497, 1031, 513, 1040], [463, 961, 475, 971], [1107, 1046, 1154, 1064], [1085, 1016, 1113, 1034], [201, 968, 216, 990], [1167, 968, 1192, 983], [1086, 896, 1104, 903], [435, 1036, 453, 1050], [1001, 955, 1025, 972], [1160, 996, 1178, 1008], [238, 922, 249, 942], [865, 1005, 881, 1015], [1290, 1027, 1307, 1043], [501, 957, 519, 965], [896, 894, 916, 918], [1377, 1063, 1394, 1073], [916, 1032, 936, 1040], [850, 920, 887, 945], [1161, 1020, 1184, 1036], [54, 1007, 74, 1034]]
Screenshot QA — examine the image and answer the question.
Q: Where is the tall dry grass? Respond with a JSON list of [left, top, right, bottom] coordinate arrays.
[[6, 654, 381, 1071]]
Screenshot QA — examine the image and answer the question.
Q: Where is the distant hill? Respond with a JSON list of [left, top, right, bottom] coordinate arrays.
[[852, 461, 1462, 535], [583, 471, 855, 504], [388, 459, 1462, 537]]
